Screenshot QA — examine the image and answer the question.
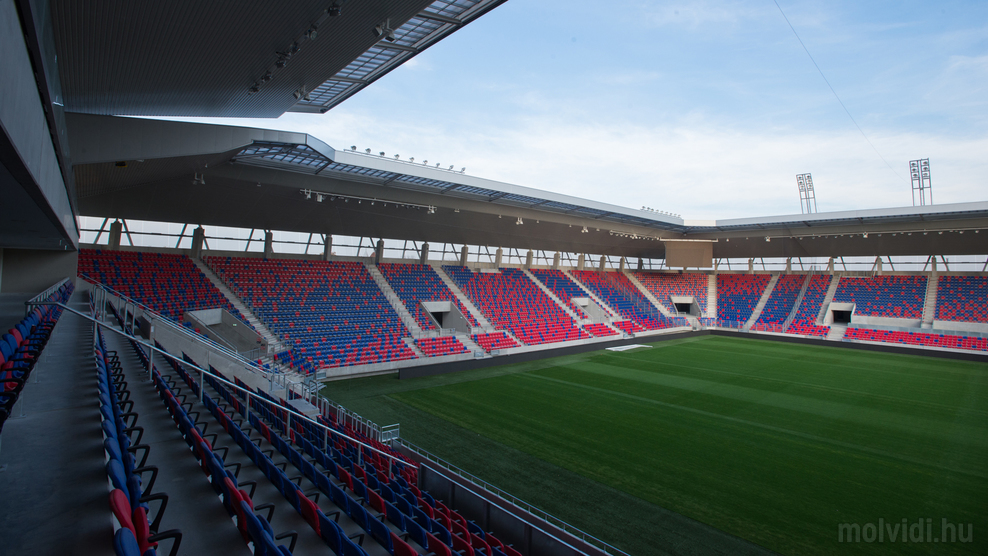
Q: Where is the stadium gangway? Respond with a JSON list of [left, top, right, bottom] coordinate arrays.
[[398, 437, 631, 556], [41, 298, 416, 481], [82, 277, 307, 398]]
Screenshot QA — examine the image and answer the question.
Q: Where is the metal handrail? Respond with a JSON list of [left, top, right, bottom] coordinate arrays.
[[24, 277, 73, 315], [79, 275, 297, 393], [397, 438, 631, 556], [75, 298, 414, 476]]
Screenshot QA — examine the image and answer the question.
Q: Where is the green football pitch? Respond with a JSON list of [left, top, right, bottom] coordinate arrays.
[[320, 335, 988, 556]]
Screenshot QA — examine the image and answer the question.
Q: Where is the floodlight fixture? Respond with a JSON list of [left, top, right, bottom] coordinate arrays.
[[395, 154, 400, 159], [422, 160, 428, 165], [316, 194, 324, 202], [351, 146, 357, 151], [581, 226, 588, 233], [516, 217, 523, 225], [796, 173, 817, 214], [365, 148, 371, 153], [409, 157, 415, 162], [909, 159, 932, 206], [304, 190, 312, 200], [379, 152, 385, 156], [460, 168, 466, 173]]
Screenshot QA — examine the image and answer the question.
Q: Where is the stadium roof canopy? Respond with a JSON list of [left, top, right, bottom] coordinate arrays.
[[3, 0, 987, 263], [52, 0, 508, 117], [69, 114, 988, 260]]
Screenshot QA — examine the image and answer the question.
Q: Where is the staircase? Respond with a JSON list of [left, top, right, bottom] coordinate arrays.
[[521, 269, 587, 324], [816, 273, 842, 325], [430, 264, 496, 331], [455, 333, 486, 355], [782, 273, 813, 332], [827, 324, 847, 341], [622, 271, 674, 317], [562, 270, 619, 318], [192, 258, 288, 362], [365, 263, 424, 336], [706, 274, 717, 319], [402, 337, 426, 358], [921, 273, 939, 329], [743, 274, 779, 330]]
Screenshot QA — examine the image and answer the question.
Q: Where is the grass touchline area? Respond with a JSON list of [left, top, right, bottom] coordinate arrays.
[[321, 335, 988, 556]]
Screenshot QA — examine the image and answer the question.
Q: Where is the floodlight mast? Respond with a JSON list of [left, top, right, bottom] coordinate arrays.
[[910, 159, 932, 206], [796, 173, 817, 214]]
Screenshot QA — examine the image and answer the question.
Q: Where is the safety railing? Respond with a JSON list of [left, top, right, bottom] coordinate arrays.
[[397, 438, 631, 556], [80, 275, 305, 397], [75, 296, 414, 479], [24, 277, 73, 316]]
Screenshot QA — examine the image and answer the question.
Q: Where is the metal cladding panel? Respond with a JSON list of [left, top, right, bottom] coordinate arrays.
[[52, 0, 435, 117]]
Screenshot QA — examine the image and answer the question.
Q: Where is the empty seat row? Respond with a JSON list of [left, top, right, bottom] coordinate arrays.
[[79, 249, 250, 326], [414, 337, 469, 357], [469, 332, 519, 353], [834, 275, 927, 319], [936, 276, 988, 323], [845, 327, 988, 352], [570, 271, 683, 330], [716, 274, 771, 324], [632, 272, 709, 314], [379, 264, 480, 330]]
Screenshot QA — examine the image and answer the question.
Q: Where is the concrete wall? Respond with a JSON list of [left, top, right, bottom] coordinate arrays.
[[0, 247, 76, 294]]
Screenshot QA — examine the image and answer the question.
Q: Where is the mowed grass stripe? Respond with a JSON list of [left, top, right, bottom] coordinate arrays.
[[387, 336, 988, 556]]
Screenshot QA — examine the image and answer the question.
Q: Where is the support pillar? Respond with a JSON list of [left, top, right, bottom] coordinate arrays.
[[827, 257, 835, 274], [191, 226, 205, 259], [931, 257, 937, 273], [748, 258, 754, 273], [108, 220, 123, 250], [552, 252, 560, 270], [577, 254, 585, 269], [460, 245, 469, 267], [598, 255, 606, 272], [264, 231, 274, 259], [875, 256, 883, 275], [323, 235, 333, 261], [637, 257, 644, 271], [375, 239, 384, 265], [785, 257, 792, 274], [525, 250, 533, 269], [420, 243, 430, 264], [494, 248, 503, 269], [619, 257, 627, 272]]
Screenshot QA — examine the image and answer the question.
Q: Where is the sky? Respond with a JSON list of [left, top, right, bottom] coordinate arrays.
[[180, 0, 988, 220]]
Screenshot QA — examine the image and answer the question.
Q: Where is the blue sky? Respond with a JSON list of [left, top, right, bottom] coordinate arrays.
[[189, 0, 988, 219]]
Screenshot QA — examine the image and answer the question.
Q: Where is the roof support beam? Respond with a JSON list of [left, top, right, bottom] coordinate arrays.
[[416, 12, 462, 25]]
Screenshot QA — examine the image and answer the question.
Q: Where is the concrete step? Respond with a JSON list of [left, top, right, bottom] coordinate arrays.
[[816, 273, 842, 325], [827, 324, 847, 341], [706, 274, 717, 319], [562, 270, 619, 318], [365, 263, 423, 336], [521, 268, 585, 323], [743, 274, 779, 330], [782, 273, 814, 332], [921, 273, 939, 328], [403, 337, 426, 358], [193, 257, 288, 356], [430, 264, 496, 331]]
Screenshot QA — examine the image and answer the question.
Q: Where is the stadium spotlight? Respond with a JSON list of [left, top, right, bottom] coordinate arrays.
[[581, 226, 588, 233], [862, 232, 868, 238], [423, 160, 428, 165], [395, 154, 400, 159], [373, 23, 384, 38], [461, 168, 466, 173], [316, 194, 324, 202], [379, 152, 385, 156], [435, 163, 440, 168], [516, 217, 523, 225], [328, 2, 342, 17], [259, 72, 272, 83], [449, 165, 454, 170], [365, 148, 371, 153], [409, 157, 415, 162], [351, 146, 357, 151], [248, 84, 260, 94], [306, 27, 318, 41], [304, 189, 312, 199]]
